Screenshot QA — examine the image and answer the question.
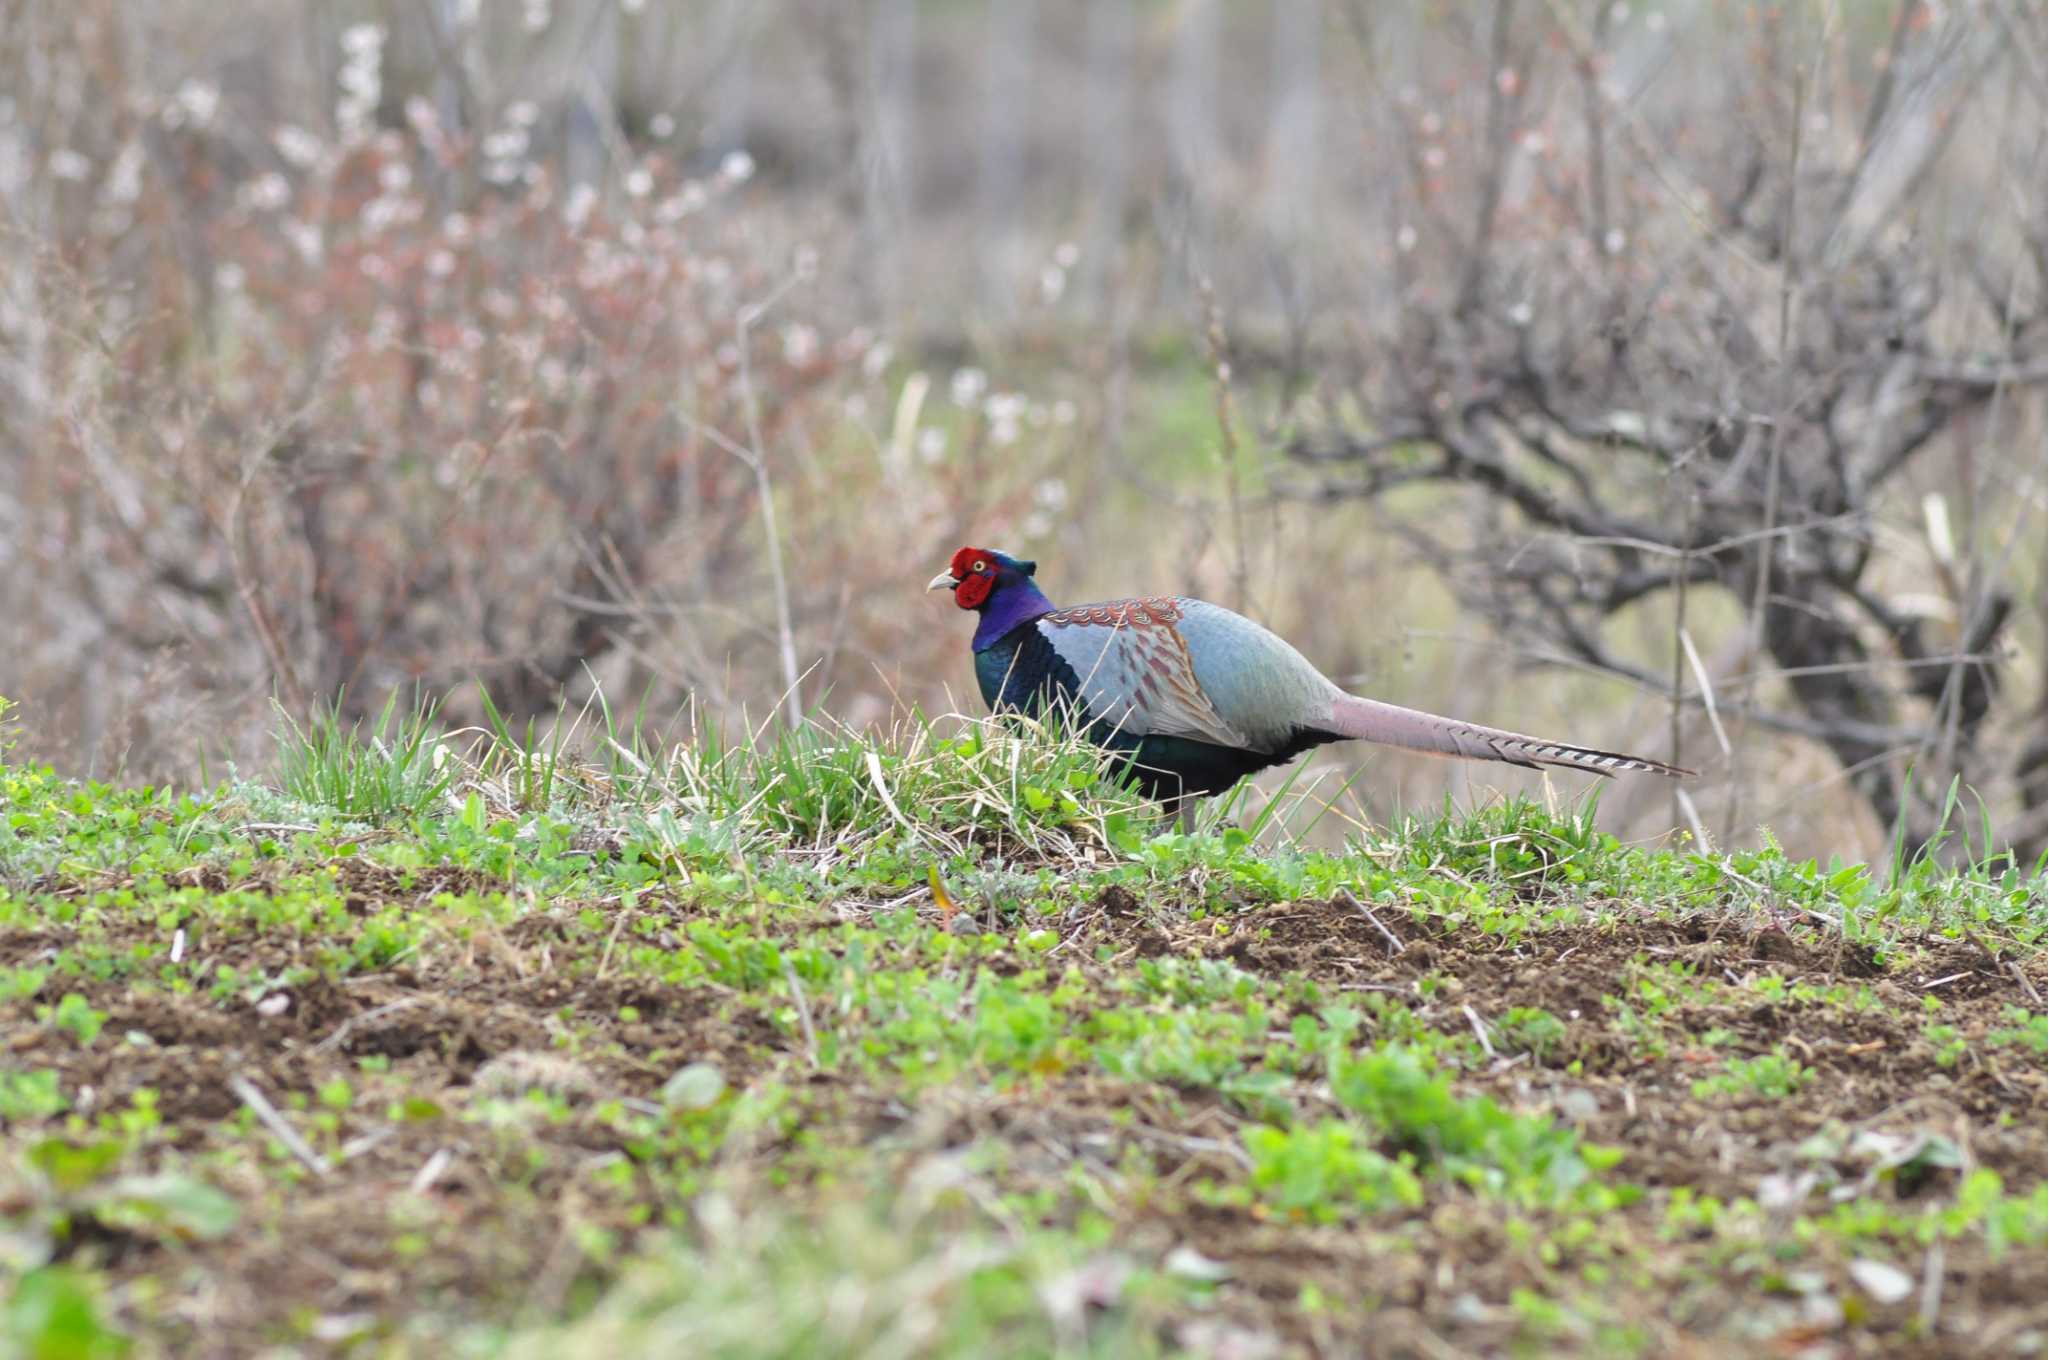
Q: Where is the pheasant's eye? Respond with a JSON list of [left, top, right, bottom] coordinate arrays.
[[971, 559, 987, 573]]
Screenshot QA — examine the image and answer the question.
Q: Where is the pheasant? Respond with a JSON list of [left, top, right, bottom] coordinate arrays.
[[929, 546, 1690, 819]]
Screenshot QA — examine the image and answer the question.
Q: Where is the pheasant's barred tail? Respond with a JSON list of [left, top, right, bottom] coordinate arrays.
[[1326, 696, 1694, 779]]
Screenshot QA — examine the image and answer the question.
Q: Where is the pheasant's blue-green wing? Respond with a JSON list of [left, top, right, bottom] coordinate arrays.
[[1168, 600, 1347, 748], [1036, 598, 1257, 749]]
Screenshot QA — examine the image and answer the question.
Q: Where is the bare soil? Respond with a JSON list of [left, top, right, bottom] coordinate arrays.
[[8, 880, 2048, 1356]]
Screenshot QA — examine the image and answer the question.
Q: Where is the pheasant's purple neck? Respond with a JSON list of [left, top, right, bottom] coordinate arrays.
[[971, 579, 1056, 652]]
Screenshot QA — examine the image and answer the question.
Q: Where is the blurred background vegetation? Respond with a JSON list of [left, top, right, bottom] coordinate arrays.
[[3, 0, 2045, 861]]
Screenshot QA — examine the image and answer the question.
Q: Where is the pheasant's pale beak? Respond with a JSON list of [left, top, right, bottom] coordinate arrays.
[[926, 570, 958, 592]]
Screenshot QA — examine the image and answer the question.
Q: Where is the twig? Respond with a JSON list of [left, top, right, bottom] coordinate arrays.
[[1918, 1239, 1946, 1334], [1463, 1005, 1497, 1060], [1668, 787, 1710, 851], [733, 272, 810, 730], [1197, 275, 1251, 616], [336, 1127, 397, 1164], [1679, 629, 1732, 759], [595, 903, 630, 981], [1669, 481, 1696, 832], [313, 997, 421, 1053], [1336, 887, 1404, 955], [2008, 960, 2044, 1008], [781, 958, 820, 1069], [229, 1074, 329, 1177], [410, 1147, 453, 1194], [1576, 0, 1615, 259], [1128, 1122, 1255, 1171], [222, 450, 308, 715], [1455, 0, 1522, 317]]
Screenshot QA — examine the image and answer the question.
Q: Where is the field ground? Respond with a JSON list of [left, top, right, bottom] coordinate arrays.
[[4, 703, 2048, 1358]]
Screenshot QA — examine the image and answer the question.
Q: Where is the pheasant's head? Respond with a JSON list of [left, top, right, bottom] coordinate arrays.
[[927, 546, 1037, 611]]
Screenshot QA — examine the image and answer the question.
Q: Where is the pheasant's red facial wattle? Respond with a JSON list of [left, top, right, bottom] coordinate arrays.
[[948, 545, 996, 609], [955, 573, 992, 608]]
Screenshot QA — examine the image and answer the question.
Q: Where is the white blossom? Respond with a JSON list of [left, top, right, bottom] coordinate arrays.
[[239, 172, 292, 212], [172, 79, 220, 128], [284, 219, 323, 264], [342, 23, 385, 55], [781, 323, 818, 367], [103, 143, 144, 203], [273, 125, 324, 168], [337, 24, 385, 139], [949, 367, 987, 407], [482, 129, 529, 161], [986, 392, 1026, 446], [564, 182, 599, 229]]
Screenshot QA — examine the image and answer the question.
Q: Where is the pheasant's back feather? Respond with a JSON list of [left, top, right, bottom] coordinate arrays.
[[1042, 597, 1185, 629]]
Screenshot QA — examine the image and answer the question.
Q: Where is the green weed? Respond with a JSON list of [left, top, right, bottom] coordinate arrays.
[[272, 690, 456, 820], [1690, 1051, 1812, 1102]]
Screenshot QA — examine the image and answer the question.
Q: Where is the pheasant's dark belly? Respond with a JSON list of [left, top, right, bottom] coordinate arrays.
[[1120, 735, 1309, 800], [975, 626, 1340, 801]]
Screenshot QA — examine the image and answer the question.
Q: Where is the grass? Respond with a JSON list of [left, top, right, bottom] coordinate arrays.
[[272, 691, 457, 822], [4, 691, 2048, 1355]]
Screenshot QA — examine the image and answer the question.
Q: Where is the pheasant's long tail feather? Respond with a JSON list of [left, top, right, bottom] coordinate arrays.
[[1325, 695, 1693, 778]]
